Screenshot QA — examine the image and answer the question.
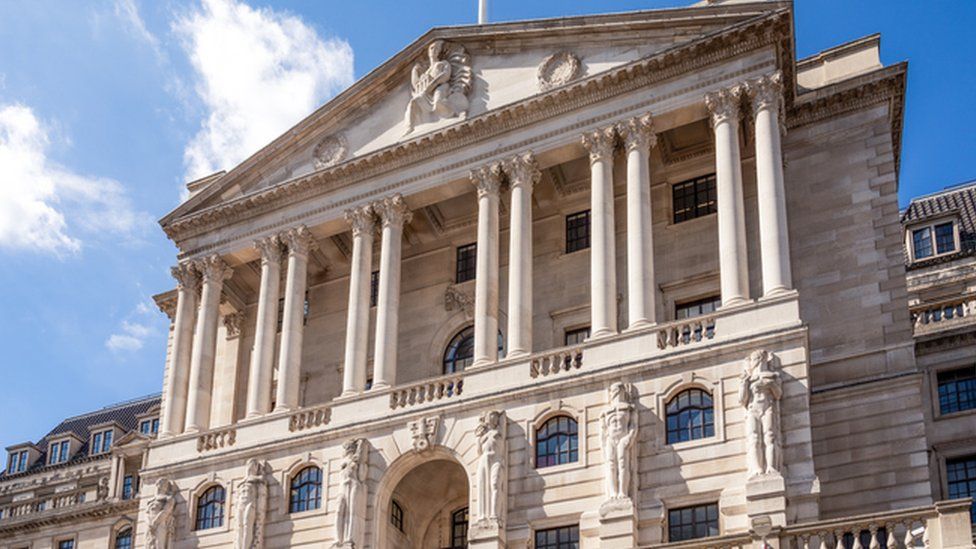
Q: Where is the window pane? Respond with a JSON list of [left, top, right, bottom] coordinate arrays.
[[564, 327, 590, 346], [195, 486, 225, 530], [456, 243, 477, 283], [672, 174, 717, 223], [935, 222, 956, 254], [289, 467, 322, 513], [937, 367, 976, 415], [566, 210, 591, 253], [115, 529, 132, 549], [370, 270, 380, 307], [913, 228, 933, 259], [535, 525, 580, 549], [666, 389, 715, 444], [675, 295, 722, 320], [668, 503, 719, 542], [946, 456, 976, 524], [535, 416, 579, 468]]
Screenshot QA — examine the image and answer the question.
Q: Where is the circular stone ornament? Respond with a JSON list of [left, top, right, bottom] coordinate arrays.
[[313, 134, 348, 169], [537, 51, 582, 91]]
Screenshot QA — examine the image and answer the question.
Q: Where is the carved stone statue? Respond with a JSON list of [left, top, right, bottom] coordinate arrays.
[[404, 40, 472, 134], [145, 479, 177, 549], [474, 410, 507, 525], [738, 350, 783, 478], [235, 459, 267, 549], [333, 439, 368, 548], [599, 382, 638, 502], [96, 476, 109, 501]]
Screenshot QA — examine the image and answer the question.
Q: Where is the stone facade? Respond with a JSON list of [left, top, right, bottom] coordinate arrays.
[[3, 2, 975, 549]]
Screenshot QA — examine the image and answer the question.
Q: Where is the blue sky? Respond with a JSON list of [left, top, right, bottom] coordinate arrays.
[[0, 0, 973, 448]]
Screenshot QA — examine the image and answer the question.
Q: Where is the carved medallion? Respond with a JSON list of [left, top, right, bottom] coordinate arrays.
[[313, 134, 347, 169], [408, 416, 440, 453], [537, 51, 582, 91]]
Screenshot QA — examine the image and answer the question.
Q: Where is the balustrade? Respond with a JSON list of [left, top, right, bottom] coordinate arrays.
[[288, 405, 332, 432], [657, 314, 717, 350], [197, 426, 236, 452], [389, 374, 464, 409], [530, 347, 583, 378], [912, 297, 976, 334]]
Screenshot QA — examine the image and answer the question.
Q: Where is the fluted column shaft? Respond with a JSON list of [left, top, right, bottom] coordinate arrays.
[[618, 114, 657, 329], [274, 226, 316, 412], [582, 127, 618, 338], [245, 236, 282, 418], [184, 255, 232, 433], [706, 86, 750, 307], [471, 164, 503, 366], [748, 72, 793, 296], [505, 153, 539, 357], [160, 264, 198, 437], [372, 195, 411, 389], [341, 206, 375, 396]]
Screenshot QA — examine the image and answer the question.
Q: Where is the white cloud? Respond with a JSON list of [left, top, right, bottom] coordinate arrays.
[[113, 0, 163, 59], [175, 0, 354, 183], [106, 320, 154, 352], [0, 103, 152, 257]]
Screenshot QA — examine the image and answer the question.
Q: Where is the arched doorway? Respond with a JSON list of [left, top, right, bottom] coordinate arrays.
[[375, 452, 470, 548]]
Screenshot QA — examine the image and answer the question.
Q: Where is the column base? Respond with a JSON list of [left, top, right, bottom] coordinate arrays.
[[469, 518, 507, 548], [588, 328, 618, 340], [623, 320, 656, 332], [370, 381, 391, 391], [597, 497, 638, 548], [506, 349, 530, 359], [471, 358, 497, 369], [759, 287, 798, 301], [719, 297, 753, 310]]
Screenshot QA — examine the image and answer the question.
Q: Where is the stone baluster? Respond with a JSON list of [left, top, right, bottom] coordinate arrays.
[[706, 85, 750, 307], [341, 205, 375, 396], [160, 263, 199, 437], [274, 226, 317, 412], [245, 235, 283, 418], [371, 195, 412, 389], [884, 523, 897, 549], [504, 152, 540, 358], [582, 126, 619, 338], [471, 163, 503, 367], [184, 255, 232, 433]]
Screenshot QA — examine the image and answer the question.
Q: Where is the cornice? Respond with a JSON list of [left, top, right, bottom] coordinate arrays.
[[0, 499, 139, 535], [162, 10, 792, 248]]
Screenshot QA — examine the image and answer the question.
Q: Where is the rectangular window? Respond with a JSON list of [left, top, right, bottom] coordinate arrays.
[[277, 294, 310, 331], [672, 174, 717, 223], [9, 450, 28, 473], [456, 243, 477, 283], [18, 451, 27, 472], [535, 525, 580, 549], [92, 433, 102, 454], [58, 540, 74, 549], [390, 500, 404, 532], [937, 367, 976, 415], [49, 441, 70, 465], [565, 210, 591, 253], [912, 227, 934, 259], [122, 475, 134, 500], [102, 431, 112, 452], [668, 502, 719, 542], [370, 270, 379, 307], [946, 455, 976, 523], [564, 327, 590, 346], [935, 222, 957, 254], [140, 420, 151, 434], [91, 430, 113, 455], [675, 295, 722, 320], [152, 418, 159, 434]]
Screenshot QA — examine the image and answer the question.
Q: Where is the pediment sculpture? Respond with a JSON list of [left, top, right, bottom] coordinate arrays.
[[404, 40, 472, 134]]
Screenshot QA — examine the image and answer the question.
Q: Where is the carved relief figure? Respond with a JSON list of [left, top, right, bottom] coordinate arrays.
[[145, 479, 177, 549], [404, 40, 472, 134], [333, 438, 368, 547], [235, 459, 267, 549], [738, 350, 783, 478], [475, 410, 507, 524], [408, 416, 440, 453], [599, 382, 638, 501]]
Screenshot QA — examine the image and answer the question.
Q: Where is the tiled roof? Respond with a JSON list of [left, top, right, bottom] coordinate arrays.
[[2, 394, 160, 478], [901, 180, 976, 268]]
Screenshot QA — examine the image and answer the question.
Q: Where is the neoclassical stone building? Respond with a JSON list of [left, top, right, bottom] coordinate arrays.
[[3, 1, 975, 548]]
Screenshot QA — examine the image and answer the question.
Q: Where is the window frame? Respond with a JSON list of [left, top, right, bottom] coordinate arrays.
[[657, 376, 726, 450], [194, 485, 226, 531], [55, 538, 75, 549], [942, 453, 976, 525], [565, 210, 591, 254], [671, 173, 718, 224], [450, 507, 468, 549], [936, 365, 976, 417], [665, 388, 716, 445], [48, 439, 71, 465], [931, 364, 976, 419], [667, 502, 720, 542], [455, 243, 477, 283], [390, 499, 404, 533], [288, 466, 323, 514], [370, 270, 380, 308], [90, 429, 113, 456], [114, 527, 133, 549], [534, 524, 581, 549], [675, 295, 722, 320], [563, 326, 590, 346], [534, 415, 580, 470], [908, 218, 960, 262]]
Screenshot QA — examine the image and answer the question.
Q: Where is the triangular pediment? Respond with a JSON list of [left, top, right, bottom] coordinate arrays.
[[163, 2, 786, 226]]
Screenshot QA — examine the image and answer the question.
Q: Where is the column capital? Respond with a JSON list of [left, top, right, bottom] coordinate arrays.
[[192, 255, 232, 284], [705, 85, 744, 127], [581, 126, 617, 164], [171, 262, 200, 291], [617, 113, 657, 153], [344, 204, 376, 238], [373, 194, 413, 228], [745, 71, 784, 114], [504, 151, 540, 190], [223, 312, 244, 339], [281, 225, 318, 256], [470, 162, 503, 199], [253, 235, 283, 264]]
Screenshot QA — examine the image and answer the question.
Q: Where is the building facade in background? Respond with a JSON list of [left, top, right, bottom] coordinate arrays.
[[2, 1, 975, 548]]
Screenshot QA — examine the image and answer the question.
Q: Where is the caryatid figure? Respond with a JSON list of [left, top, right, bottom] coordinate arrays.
[[475, 410, 507, 524], [599, 382, 638, 501], [333, 438, 368, 547], [235, 459, 267, 549], [738, 349, 784, 478], [145, 479, 177, 549]]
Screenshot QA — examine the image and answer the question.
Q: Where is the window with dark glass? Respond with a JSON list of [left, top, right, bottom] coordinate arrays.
[[675, 295, 721, 320], [666, 389, 715, 444], [456, 243, 477, 283], [8, 450, 28, 473], [370, 270, 380, 307], [122, 475, 135, 500], [390, 500, 404, 532], [564, 327, 590, 346], [140, 419, 159, 435], [935, 222, 957, 254], [195, 485, 225, 530], [938, 367, 976, 415], [57, 540, 74, 549], [565, 210, 590, 253], [451, 507, 469, 548], [672, 174, 717, 223], [289, 466, 322, 513], [49, 440, 70, 464], [535, 416, 579, 468], [91, 430, 113, 455], [115, 528, 132, 549], [946, 455, 976, 523], [443, 327, 503, 375], [668, 503, 719, 541], [535, 525, 580, 549], [912, 227, 933, 259]]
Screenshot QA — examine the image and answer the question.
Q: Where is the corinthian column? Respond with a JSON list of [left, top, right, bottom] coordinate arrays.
[[274, 226, 317, 412], [184, 255, 232, 433], [747, 72, 793, 297], [582, 126, 618, 338], [617, 113, 657, 329], [160, 263, 198, 437], [340, 206, 375, 396], [245, 235, 282, 418], [471, 163, 503, 367], [706, 85, 750, 307], [371, 195, 411, 389], [504, 152, 539, 358]]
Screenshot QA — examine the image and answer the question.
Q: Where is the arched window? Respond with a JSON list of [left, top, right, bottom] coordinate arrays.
[[195, 485, 225, 530], [114, 528, 132, 549], [535, 415, 578, 468], [666, 388, 715, 444], [451, 507, 469, 548], [442, 326, 503, 374], [289, 466, 322, 513]]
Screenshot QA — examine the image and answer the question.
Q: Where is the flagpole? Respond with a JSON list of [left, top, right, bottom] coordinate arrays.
[[478, 0, 487, 24]]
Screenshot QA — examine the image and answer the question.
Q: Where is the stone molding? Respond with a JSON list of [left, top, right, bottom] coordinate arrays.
[[373, 194, 413, 228], [616, 112, 656, 152], [746, 70, 784, 113], [280, 226, 317, 257], [343, 204, 376, 238], [253, 235, 283, 264], [581, 125, 617, 164], [192, 255, 232, 284], [171, 262, 199, 291], [470, 162, 504, 198], [503, 151, 540, 189], [705, 84, 744, 126]]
